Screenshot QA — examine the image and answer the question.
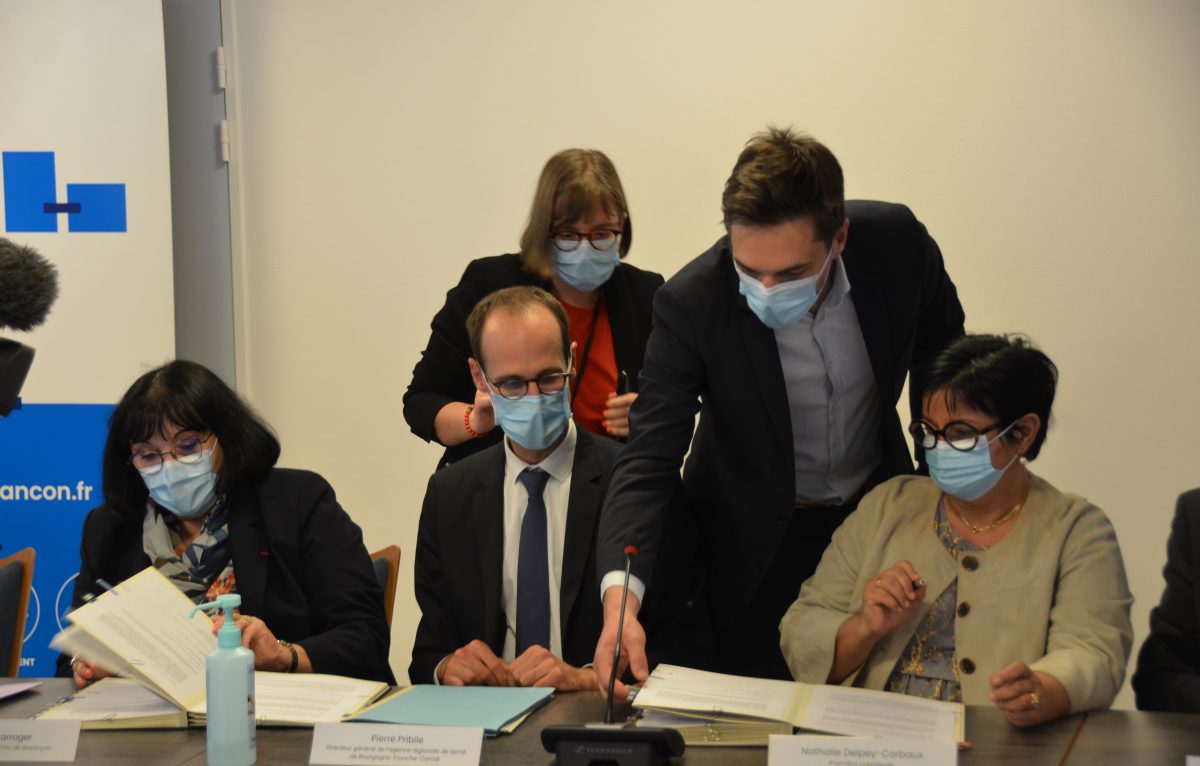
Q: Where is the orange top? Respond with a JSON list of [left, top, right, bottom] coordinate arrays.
[[562, 297, 618, 436]]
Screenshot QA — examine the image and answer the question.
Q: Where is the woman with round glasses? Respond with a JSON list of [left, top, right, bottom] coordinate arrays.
[[780, 334, 1132, 727], [404, 148, 662, 468], [59, 360, 395, 687]]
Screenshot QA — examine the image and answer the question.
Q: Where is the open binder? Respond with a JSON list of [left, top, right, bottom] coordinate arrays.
[[42, 567, 387, 728], [633, 664, 964, 747]]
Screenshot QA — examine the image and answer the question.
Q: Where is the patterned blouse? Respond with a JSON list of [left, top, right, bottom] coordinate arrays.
[[141, 501, 237, 604], [883, 499, 982, 702]]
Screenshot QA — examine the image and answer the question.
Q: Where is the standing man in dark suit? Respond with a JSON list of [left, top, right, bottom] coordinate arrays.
[[594, 127, 966, 691], [411, 286, 709, 688], [1133, 488, 1200, 712]]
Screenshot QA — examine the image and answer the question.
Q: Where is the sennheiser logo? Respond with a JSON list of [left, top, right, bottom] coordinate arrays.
[[2, 151, 126, 232], [573, 744, 635, 755]]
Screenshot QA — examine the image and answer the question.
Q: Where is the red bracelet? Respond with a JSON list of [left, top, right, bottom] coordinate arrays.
[[464, 405, 481, 438]]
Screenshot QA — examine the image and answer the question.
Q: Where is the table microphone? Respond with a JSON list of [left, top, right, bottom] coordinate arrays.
[[541, 534, 684, 765], [605, 537, 638, 724]]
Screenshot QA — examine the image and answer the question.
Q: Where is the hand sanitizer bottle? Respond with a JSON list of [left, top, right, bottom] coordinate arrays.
[[190, 594, 256, 766]]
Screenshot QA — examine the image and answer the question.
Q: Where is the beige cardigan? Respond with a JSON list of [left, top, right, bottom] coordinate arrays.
[[780, 473, 1133, 711]]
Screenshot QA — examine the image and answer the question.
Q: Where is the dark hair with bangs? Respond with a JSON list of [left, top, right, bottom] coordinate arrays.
[[920, 334, 1058, 460], [102, 360, 281, 520], [518, 149, 633, 280], [722, 127, 845, 244]]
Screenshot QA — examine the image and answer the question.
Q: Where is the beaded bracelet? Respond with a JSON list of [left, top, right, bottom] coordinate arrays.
[[464, 404, 481, 438]]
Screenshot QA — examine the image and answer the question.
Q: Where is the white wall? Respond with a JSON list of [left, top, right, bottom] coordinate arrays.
[[220, 0, 1200, 706], [1, 0, 175, 400]]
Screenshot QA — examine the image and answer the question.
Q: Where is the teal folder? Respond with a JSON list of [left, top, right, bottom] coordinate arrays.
[[350, 685, 554, 736]]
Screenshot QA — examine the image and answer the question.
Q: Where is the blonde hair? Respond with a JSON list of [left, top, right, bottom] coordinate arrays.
[[518, 149, 633, 279]]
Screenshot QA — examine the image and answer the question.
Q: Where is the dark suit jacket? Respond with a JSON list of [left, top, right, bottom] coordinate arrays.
[[598, 201, 965, 630], [56, 469, 395, 684], [409, 429, 712, 683], [1133, 488, 1200, 712], [403, 254, 663, 468]]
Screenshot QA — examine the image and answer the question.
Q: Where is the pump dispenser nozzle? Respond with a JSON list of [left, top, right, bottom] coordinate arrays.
[[190, 594, 243, 649]]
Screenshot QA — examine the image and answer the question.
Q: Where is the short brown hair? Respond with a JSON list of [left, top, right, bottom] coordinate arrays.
[[721, 127, 845, 243], [518, 149, 633, 279], [466, 286, 571, 368]]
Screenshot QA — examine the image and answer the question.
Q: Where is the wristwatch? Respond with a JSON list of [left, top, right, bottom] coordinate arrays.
[[277, 640, 298, 673]]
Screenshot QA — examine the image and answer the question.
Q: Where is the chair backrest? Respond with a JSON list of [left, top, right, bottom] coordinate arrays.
[[369, 545, 401, 629], [0, 548, 35, 677]]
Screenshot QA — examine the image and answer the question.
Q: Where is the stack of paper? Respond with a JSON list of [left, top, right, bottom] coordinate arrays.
[[350, 686, 554, 737], [44, 566, 389, 729], [634, 665, 964, 747], [35, 678, 186, 729]]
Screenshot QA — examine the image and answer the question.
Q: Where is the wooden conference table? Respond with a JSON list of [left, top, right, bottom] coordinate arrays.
[[1, 679, 1196, 765]]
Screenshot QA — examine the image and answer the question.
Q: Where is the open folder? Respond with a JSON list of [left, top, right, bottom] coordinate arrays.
[[633, 665, 964, 747], [44, 566, 388, 728], [350, 686, 554, 737]]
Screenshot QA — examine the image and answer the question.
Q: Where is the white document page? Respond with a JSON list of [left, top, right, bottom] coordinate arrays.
[[635, 665, 800, 722], [49, 625, 135, 679], [239, 674, 386, 724], [63, 567, 215, 710], [798, 685, 963, 742], [35, 678, 180, 722]]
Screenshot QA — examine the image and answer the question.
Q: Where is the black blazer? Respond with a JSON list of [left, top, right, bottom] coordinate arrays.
[[409, 429, 712, 683], [56, 468, 395, 684], [598, 201, 965, 629], [403, 253, 663, 469], [1133, 488, 1200, 712]]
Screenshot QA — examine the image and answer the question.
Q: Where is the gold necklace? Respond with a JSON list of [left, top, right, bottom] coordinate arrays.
[[949, 482, 1030, 535]]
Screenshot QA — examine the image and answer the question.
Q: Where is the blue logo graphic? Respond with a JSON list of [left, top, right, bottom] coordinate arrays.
[[0, 403, 114, 675], [2, 151, 126, 233]]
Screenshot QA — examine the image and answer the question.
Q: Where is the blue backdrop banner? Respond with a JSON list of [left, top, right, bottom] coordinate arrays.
[[0, 403, 113, 675]]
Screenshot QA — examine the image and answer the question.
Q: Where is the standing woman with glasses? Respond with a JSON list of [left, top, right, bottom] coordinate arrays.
[[780, 334, 1133, 727], [59, 360, 395, 686], [404, 148, 662, 469]]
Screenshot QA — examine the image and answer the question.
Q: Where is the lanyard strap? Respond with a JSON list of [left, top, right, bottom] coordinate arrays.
[[570, 297, 603, 401]]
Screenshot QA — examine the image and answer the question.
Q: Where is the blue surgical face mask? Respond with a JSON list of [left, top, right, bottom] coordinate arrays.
[[735, 245, 835, 330], [925, 423, 1019, 501], [552, 239, 621, 292], [490, 386, 572, 452], [139, 448, 219, 519]]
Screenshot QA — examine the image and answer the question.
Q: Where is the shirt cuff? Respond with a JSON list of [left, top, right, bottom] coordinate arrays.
[[600, 571, 646, 609], [433, 655, 450, 685]]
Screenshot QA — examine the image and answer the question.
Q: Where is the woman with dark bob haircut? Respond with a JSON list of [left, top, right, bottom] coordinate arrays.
[[404, 148, 663, 468], [59, 360, 394, 685], [782, 334, 1132, 727]]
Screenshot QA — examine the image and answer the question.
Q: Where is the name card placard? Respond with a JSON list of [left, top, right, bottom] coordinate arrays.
[[768, 734, 956, 766], [310, 723, 483, 766], [0, 720, 81, 762]]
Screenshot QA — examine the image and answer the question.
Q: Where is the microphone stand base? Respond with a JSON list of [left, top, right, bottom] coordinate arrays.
[[541, 725, 684, 766]]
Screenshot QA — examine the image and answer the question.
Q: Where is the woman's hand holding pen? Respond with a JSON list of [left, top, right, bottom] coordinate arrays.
[[828, 561, 927, 685], [861, 560, 927, 638]]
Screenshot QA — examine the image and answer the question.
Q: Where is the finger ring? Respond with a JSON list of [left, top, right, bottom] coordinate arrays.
[[1029, 692, 1041, 709]]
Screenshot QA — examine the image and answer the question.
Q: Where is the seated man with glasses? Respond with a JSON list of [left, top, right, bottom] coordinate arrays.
[[780, 334, 1132, 727], [410, 286, 711, 689]]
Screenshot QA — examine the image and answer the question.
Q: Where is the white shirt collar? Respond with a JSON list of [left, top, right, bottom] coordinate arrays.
[[502, 419, 577, 484], [823, 256, 851, 309]]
